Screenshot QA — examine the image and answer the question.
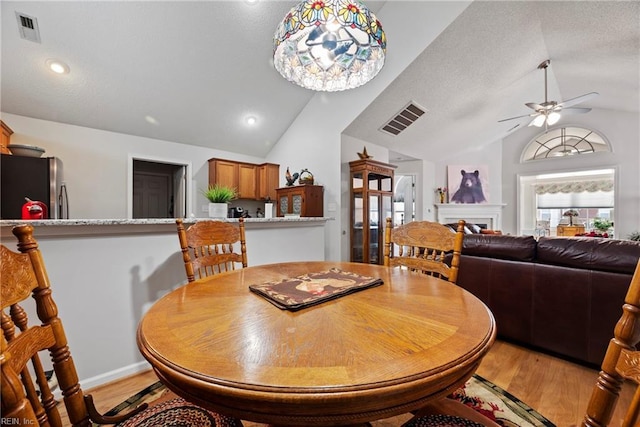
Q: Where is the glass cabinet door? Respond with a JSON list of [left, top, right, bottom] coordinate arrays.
[[369, 195, 380, 264], [352, 193, 364, 263], [279, 196, 288, 215], [292, 194, 302, 214]]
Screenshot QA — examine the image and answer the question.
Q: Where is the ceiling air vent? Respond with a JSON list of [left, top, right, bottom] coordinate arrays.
[[380, 102, 427, 136], [15, 12, 41, 43]]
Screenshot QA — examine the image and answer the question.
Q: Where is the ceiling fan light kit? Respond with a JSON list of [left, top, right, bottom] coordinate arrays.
[[500, 59, 598, 129], [273, 0, 386, 92]]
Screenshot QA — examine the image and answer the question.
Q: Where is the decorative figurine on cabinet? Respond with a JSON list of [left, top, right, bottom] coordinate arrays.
[[285, 167, 299, 186]]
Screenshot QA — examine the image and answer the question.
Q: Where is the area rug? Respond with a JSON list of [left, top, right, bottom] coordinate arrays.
[[448, 375, 555, 427], [103, 374, 555, 427], [101, 382, 241, 427]]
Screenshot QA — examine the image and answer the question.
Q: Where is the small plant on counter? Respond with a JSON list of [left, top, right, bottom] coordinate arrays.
[[202, 184, 237, 203], [593, 217, 613, 233]]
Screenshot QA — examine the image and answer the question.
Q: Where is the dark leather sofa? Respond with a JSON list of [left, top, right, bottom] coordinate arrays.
[[455, 234, 640, 366]]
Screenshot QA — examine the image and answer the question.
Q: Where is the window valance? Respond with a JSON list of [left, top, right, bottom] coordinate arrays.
[[534, 180, 613, 195]]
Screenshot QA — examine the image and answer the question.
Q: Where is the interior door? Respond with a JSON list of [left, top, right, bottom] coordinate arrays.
[[133, 172, 172, 218]]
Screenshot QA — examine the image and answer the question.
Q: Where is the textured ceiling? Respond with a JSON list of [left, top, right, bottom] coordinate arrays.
[[345, 0, 640, 162], [1, 1, 638, 161]]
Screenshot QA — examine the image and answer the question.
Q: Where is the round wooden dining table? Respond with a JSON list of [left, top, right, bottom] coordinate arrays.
[[137, 261, 496, 426]]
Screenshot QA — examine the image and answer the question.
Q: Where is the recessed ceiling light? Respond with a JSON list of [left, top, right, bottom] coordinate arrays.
[[246, 116, 257, 126], [145, 115, 159, 125], [45, 59, 70, 74]]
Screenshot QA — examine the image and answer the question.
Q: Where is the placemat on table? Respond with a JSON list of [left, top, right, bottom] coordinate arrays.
[[249, 268, 383, 311]]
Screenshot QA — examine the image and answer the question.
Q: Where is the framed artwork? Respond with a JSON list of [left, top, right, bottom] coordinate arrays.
[[447, 165, 489, 204]]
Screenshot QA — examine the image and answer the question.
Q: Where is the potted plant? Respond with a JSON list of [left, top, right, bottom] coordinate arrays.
[[202, 184, 237, 218], [593, 217, 613, 234]]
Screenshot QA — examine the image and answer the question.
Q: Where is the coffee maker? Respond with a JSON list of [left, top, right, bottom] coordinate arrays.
[[228, 206, 244, 218]]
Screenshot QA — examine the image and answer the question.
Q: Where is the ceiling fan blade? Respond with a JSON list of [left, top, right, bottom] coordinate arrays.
[[498, 112, 538, 123], [557, 92, 599, 109], [561, 107, 592, 115], [525, 102, 544, 110]]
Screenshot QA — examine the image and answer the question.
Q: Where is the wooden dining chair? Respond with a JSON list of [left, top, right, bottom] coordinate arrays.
[[384, 218, 466, 284], [176, 217, 248, 282], [0, 224, 243, 427], [582, 259, 640, 427]]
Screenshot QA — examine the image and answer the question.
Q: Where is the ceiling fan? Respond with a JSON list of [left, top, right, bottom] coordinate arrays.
[[499, 59, 598, 128]]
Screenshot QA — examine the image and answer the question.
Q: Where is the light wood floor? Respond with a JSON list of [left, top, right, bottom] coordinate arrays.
[[68, 340, 634, 426]]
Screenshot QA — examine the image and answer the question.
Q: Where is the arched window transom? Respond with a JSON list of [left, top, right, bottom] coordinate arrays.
[[522, 126, 610, 161]]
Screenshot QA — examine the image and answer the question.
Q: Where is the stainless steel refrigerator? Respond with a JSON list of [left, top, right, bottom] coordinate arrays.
[[1, 154, 69, 219]]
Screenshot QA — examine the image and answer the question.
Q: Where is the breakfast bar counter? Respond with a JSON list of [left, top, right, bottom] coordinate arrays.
[[0, 217, 332, 391], [0, 216, 332, 237]]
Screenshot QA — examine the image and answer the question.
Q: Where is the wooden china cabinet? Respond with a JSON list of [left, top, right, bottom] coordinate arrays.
[[349, 159, 396, 264], [276, 185, 323, 217]]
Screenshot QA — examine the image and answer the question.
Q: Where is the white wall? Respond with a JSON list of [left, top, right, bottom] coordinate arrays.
[[502, 108, 640, 238], [3, 113, 266, 219]]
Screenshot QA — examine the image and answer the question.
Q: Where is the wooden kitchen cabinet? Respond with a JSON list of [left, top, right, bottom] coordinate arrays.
[[209, 159, 238, 190], [276, 185, 323, 217], [237, 163, 257, 199], [257, 163, 280, 201], [1, 121, 13, 155], [208, 158, 279, 200]]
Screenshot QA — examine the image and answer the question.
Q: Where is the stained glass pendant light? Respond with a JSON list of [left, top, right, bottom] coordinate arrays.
[[273, 0, 386, 92]]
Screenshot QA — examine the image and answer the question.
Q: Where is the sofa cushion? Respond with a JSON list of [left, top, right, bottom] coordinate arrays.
[[462, 234, 537, 262], [537, 237, 640, 274]]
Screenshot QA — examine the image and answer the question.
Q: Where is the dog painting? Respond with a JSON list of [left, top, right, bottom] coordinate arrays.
[[448, 166, 489, 204]]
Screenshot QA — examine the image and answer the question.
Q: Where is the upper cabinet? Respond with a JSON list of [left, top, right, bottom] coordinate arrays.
[[209, 158, 279, 200], [1, 121, 13, 155], [257, 163, 280, 201], [209, 158, 238, 190], [237, 163, 257, 199]]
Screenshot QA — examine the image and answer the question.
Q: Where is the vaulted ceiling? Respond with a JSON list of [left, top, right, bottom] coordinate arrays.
[[1, 1, 638, 162]]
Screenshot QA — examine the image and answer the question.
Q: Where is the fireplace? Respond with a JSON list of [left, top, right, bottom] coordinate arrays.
[[435, 204, 506, 231]]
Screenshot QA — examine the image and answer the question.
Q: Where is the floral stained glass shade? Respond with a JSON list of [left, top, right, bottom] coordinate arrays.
[[273, 0, 386, 92]]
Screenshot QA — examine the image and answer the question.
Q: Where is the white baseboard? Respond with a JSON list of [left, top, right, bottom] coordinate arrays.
[[81, 360, 152, 390], [53, 361, 152, 399]]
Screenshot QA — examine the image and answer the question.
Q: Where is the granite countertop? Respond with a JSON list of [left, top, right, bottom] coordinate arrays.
[[0, 217, 333, 237], [0, 217, 333, 227]]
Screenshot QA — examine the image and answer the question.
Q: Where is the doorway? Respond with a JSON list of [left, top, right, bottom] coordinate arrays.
[[131, 159, 188, 219], [394, 174, 416, 226]]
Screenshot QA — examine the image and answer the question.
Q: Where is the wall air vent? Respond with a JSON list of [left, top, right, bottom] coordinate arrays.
[[380, 102, 427, 136], [15, 12, 41, 43]]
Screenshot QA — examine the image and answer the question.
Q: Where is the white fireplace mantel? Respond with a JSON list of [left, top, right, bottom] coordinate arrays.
[[435, 203, 506, 231]]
